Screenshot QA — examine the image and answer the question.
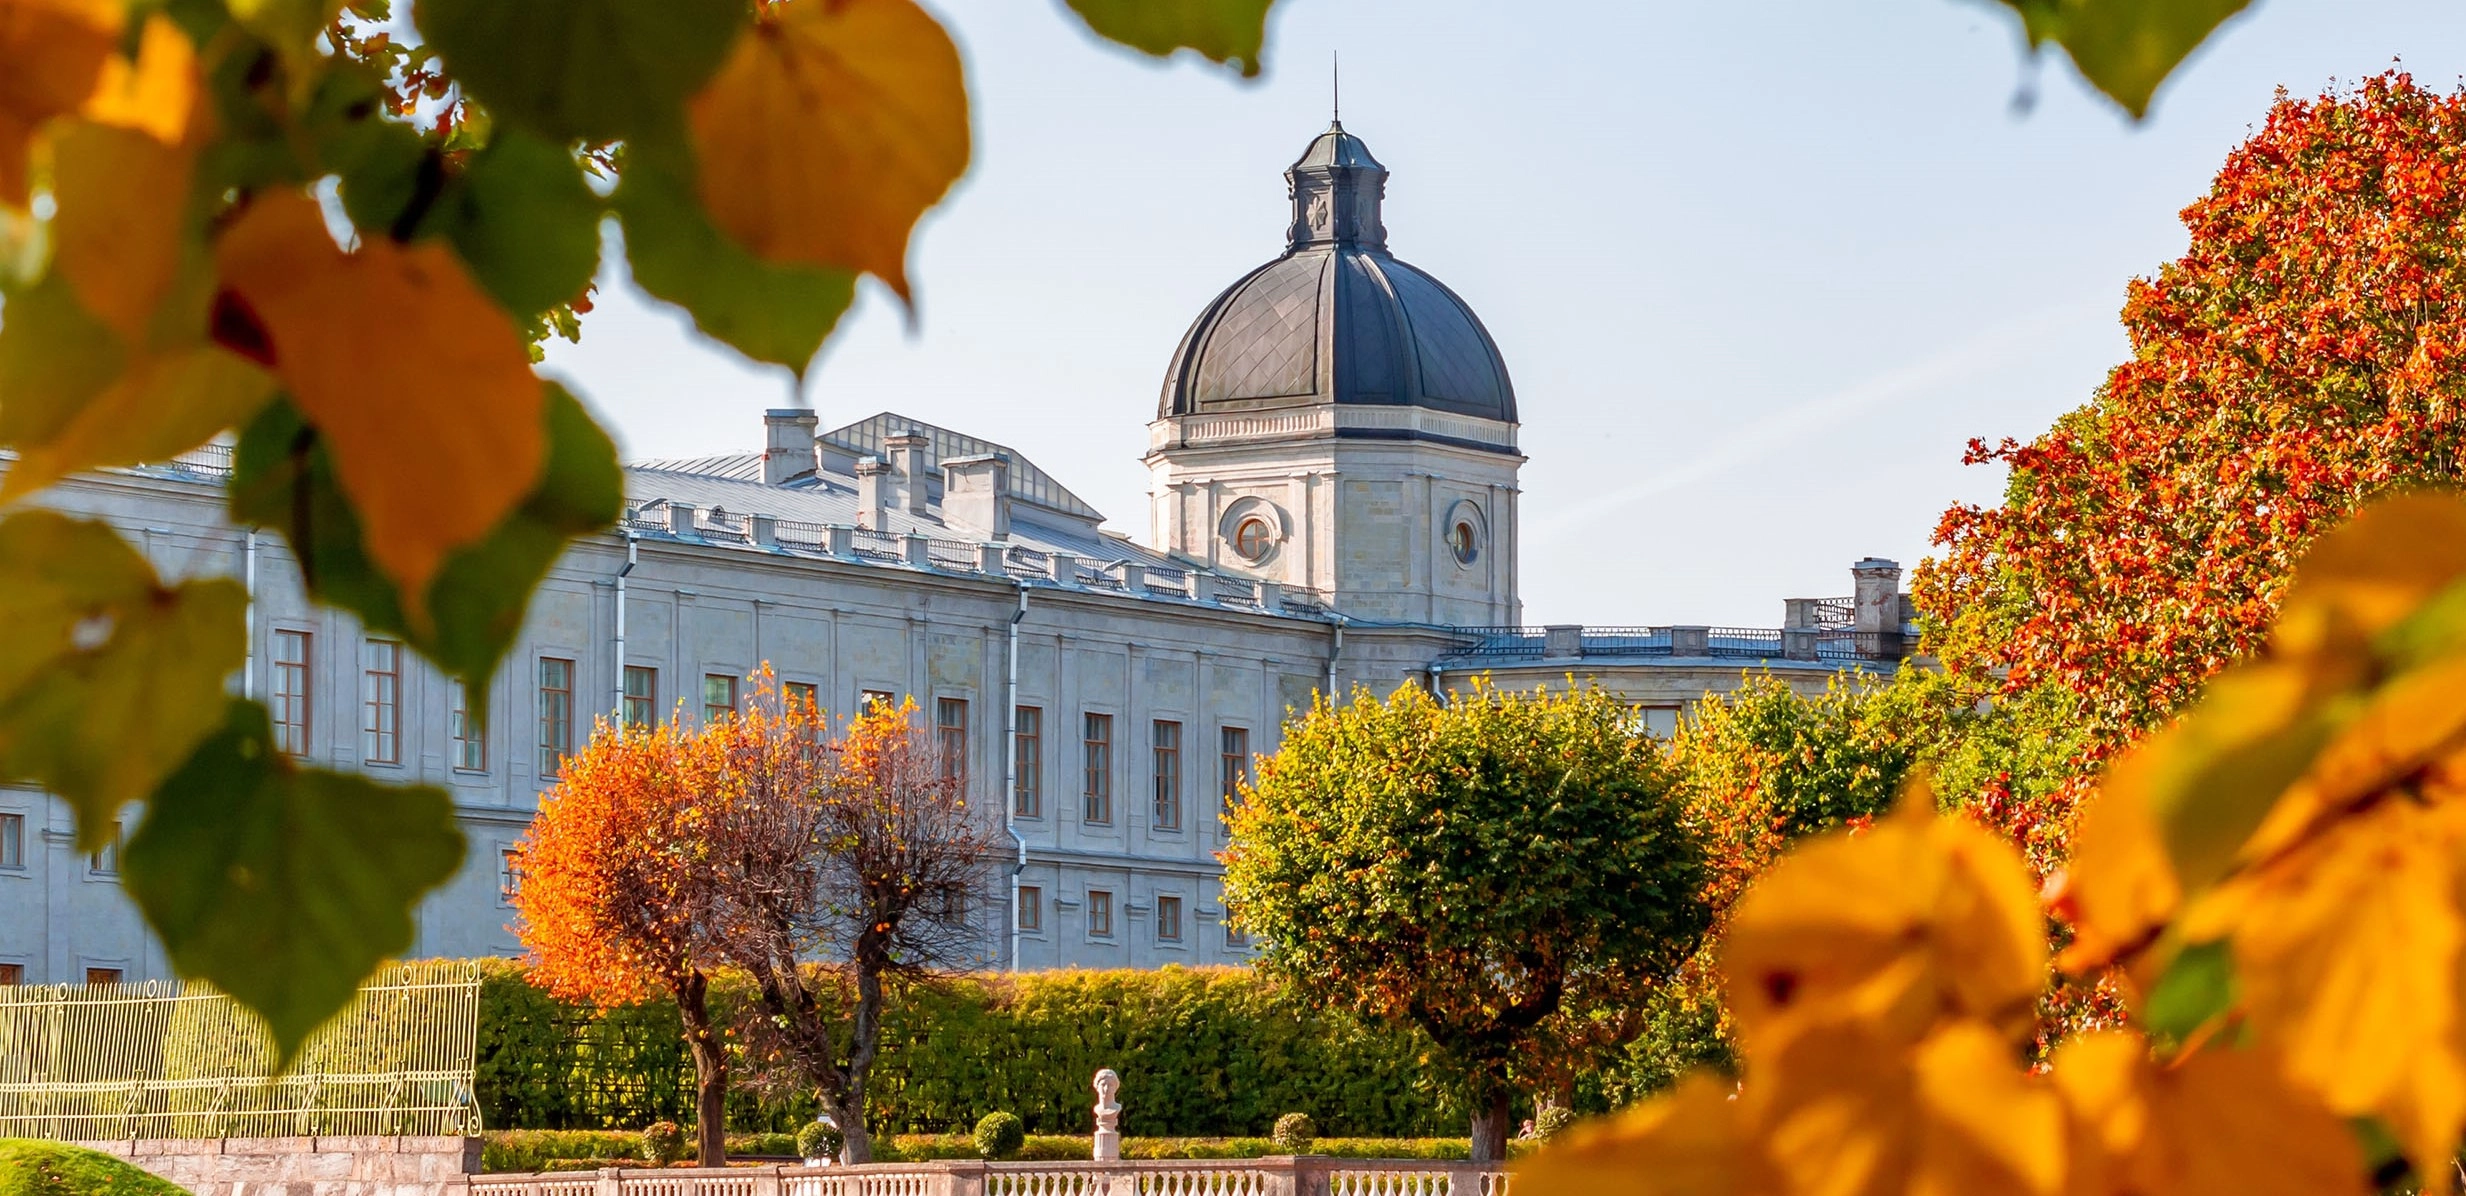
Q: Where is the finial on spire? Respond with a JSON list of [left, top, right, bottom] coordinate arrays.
[[1332, 51, 1340, 124]]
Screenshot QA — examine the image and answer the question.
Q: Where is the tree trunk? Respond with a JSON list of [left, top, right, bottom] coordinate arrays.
[[1468, 1074, 1513, 1164], [677, 972, 729, 1168], [827, 1092, 871, 1165]]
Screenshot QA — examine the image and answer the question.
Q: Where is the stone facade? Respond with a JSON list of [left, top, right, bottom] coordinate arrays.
[[0, 118, 1915, 985], [78, 1136, 480, 1196]]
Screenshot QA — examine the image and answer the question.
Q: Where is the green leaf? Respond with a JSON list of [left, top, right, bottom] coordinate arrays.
[[228, 383, 621, 712], [413, 0, 747, 143], [2143, 938, 2236, 1042], [1993, 0, 2253, 119], [124, 698, 464, 1062], [0, 272, 129, 448], [1061, 0, 1277, 77], [614, 140, 855, 378], [442, 130, 603, 319], [0, 511, 246, 850]]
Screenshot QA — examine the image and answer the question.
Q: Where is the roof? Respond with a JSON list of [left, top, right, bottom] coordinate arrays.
[[634, 411, 1105, 524]]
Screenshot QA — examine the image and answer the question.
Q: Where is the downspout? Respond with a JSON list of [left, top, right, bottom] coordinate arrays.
[[1005, 583, 1030, 973], [614, 529, 638, 715], [242, 529, 258, 698], [1324, 614, 1346, 702], [1427, 661, 1443, 699]]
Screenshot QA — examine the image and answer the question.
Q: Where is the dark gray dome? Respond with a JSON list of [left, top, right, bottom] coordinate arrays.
[[1157, 124, 1517, 426]]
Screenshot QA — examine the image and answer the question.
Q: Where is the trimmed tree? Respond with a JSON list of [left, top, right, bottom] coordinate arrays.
[[1221, 679, 1710, 1162]]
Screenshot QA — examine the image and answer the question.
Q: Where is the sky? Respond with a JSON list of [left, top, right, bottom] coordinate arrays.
[[543, 0, 2466, 627]]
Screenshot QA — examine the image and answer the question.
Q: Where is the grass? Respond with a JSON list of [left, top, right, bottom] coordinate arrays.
[[0, 1141, 188, 1196], [480, 1130, 1506, 1172]]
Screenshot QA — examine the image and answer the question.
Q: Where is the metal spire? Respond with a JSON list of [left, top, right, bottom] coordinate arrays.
[[1332, 51, 1340, 124]]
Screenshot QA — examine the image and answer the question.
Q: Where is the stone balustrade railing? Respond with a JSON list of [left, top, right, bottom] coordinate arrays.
[[462, 1159, 1511, 1196]]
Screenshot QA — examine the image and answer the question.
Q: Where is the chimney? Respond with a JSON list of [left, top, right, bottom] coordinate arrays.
[[884, 427, 932, 514], [1852, 557, 1905, 660], [855, 456, 892, 528], [762, 408, 819, 485], [941, 454, 1011, 539]]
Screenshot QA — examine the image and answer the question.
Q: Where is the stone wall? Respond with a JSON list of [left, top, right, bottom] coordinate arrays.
[[75, 1136, 480, 1196]]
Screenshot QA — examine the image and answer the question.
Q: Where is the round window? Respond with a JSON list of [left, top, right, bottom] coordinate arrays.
[[1447, 519, 1480, 565], [1233, 516, 1276, 563]]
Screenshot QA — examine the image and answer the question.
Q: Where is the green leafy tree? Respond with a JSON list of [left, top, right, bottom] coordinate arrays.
[[1221, 680, 1711, 1163]]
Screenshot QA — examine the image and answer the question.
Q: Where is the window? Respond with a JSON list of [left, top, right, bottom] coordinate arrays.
[[499, 848, 521, 903], [1082, 714, 1113, 825], [362, 639, 400, 764], [538, 657, 574, 777], [860, 689, 895, 712], [1219, 726, 1252, 817], [1152, 720, 1182, 831], [1447, 519, 1480, 565], [1233, 516, 1274, 562], [1016, 885, 1042, 933], [936, 698, 969, 783], [0, 963, 22, 986], [784, 681, 818, 712], [1014, 706, 1043, 817], [0, 812, 21, 868], [1157, 895, 1183, 943], [84, 967, 122, 986], [272, 629, 311, 757], [1087, 889, 1113, 938], [623, 665, 658, 728], [1225, 921, 1250, 950], [449, 678, 487, 771], [703, 673, 739, 724], [88, 822, 120, 875]]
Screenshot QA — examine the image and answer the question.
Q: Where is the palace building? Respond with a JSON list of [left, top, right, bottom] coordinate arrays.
[[0, 121, 1914, 984]]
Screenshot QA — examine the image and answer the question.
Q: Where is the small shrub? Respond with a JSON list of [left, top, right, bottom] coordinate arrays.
[[1270, 1113, 1316, 1153], [639, 1121, 687, 1165], [0, 1140, 187, 1196], [972, 1112, 1026, 1160], [795, 1121, 843, 1163], [1532, 1107, 1578, 1142]]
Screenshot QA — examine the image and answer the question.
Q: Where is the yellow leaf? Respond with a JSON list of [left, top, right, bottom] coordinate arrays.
[[1721, 783, 2046, 1054], [2054, 768, 2181, 973], [79, 12, 196, 145], [2051, 1031, 2366, 1196], [687, 0, 969, 301], [211, 191, 545, 624], [1749, 1017, 2061, 1196], [2184, 796, 2466, 1174], [0, 0, 125, 207], [0, 344, 272, 500], [2270, 490, 2466, 654], [49, 116, 195, 344], [1511, 1073, 1763, 1196]]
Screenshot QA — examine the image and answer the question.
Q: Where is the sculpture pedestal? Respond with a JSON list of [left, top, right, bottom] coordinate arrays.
[[1092, 1129, 1120, 1162]]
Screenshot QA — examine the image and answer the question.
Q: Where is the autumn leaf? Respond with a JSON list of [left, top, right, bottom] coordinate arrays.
[[687, 0, 970, 301], [1719, 783, 2046, 1054], [0, 0, 124, 206], [79, 13, 197, 146], [2051, 1031, 2366, 1196], [1991, 0, 2253, 119], [212, 189, 546, 626], [1061, 0, 1277, 76], [2051, 773, 2180, 973], [1510, 1074, 1763, 1196], [48, 116, 198, 344], [1750, 1017, 2062, 1196], [414, 0, 746, 143], [0, 510, 245, 849], [124, 698, 464, 1063], [2, 342, 274, 500]]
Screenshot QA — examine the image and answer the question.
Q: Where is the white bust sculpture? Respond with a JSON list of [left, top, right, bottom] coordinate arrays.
[[1092, 1068, 1122, 1161]]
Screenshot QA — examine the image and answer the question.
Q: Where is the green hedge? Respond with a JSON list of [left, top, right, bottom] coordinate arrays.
[[477, 1131, 1509, 1172], [475, 961, 1456, 1138], [0, 1141, 188, 1196]]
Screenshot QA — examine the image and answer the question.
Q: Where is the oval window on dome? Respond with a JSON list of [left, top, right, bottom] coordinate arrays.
[[1233, 517, 1276, 563], [1447, 519, 1480, 566]]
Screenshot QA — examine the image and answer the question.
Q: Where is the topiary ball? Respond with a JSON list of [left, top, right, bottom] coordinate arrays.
[[795, 1119, 844, 1164], [972, 1111, 1026, 1160], [640, 1121, 687, 1165], [1533, 1105, 1579, 1142], [1270, 1112, 1317, 1152]]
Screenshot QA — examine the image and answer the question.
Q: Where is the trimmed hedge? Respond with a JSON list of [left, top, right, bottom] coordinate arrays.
[[476, 961, 1456, 1137], [0, 1141, 187, 1196], [477, 1131, 1503, 1172]]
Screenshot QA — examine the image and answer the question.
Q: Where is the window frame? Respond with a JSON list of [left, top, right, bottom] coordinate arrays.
[[936, 697, 969, 783], [623, 665, 659, 728], [0, 963, 22, 986], [271, 628, 312, 758], [703, 673, 740, 725], [449, 677, 487, 772], [784, 681, 819, 712], [1082, 713, 1113, 825], [84, 966, 123, 986], [498, 846, 522, 906], [362, 638, 401, 765], [86, 821, 121, 877], [1156, 894, 1183, 944], [1014, 705, 1043, 818], [1086, 889, 1114, 939], [1219, 726, 1251, 818], [0, 811, 22, 869], [538, 657, 575, 778], [1152, 719, 1182, 831], [1016, 885, 1043, 933]]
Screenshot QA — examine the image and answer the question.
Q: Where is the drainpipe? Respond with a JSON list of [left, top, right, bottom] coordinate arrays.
[[1005, 584, 1030, 973], [1325, 614, 1346, 703], [242, 529, 258, 698], [1427, 661, 1443, 699], [614, 530, 638, 715]]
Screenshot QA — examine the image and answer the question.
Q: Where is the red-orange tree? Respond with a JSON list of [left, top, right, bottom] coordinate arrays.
[[1919, 72, 2466, 856], [511, 720, 736, 1165]]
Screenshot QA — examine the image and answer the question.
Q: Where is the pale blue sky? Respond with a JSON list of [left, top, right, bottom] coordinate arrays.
[[544, 0, 2466, 627]]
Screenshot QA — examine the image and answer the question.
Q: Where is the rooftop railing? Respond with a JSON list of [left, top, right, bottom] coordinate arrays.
[[1442, 624, 1886, 665]]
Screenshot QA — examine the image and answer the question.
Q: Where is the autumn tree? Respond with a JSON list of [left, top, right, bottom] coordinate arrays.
[[703, 689, 995, 1165], [1222, 680, 1709, 1162], [512, 720, 736, 1165]]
